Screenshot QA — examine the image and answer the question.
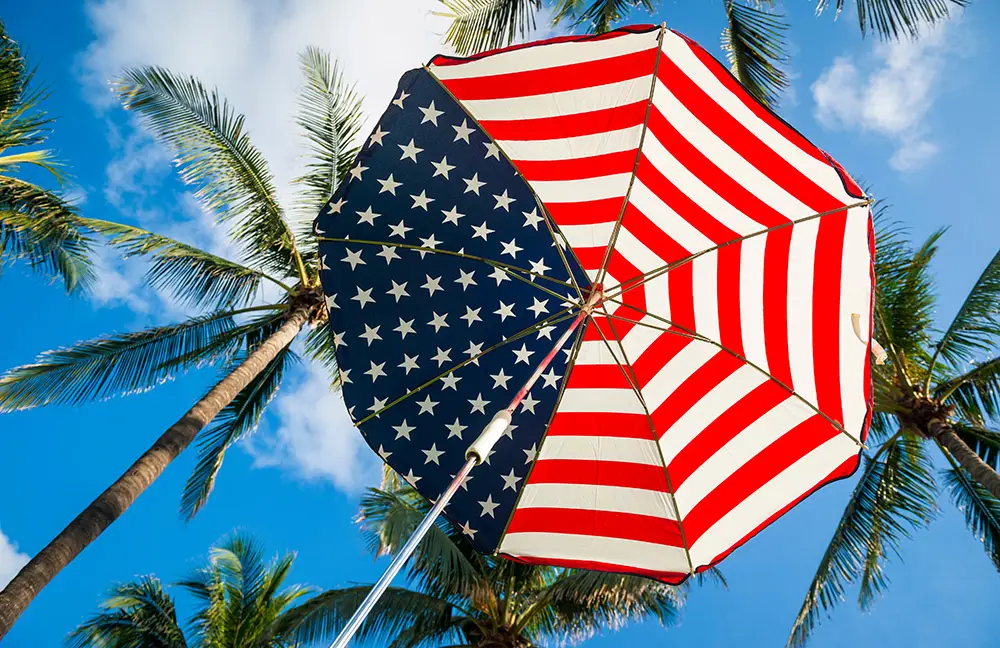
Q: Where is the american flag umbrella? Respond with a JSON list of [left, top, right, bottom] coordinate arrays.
[[314, 24, 876, 646]]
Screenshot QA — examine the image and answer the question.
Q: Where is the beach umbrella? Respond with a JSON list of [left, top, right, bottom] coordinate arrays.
[[313, 24, 876, 646]]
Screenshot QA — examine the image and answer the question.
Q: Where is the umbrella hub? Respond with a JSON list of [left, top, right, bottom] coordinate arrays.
[[584, 283, 604, 313]]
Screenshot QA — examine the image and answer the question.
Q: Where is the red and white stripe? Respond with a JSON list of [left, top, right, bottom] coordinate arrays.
[[430, 25, 873, 583]]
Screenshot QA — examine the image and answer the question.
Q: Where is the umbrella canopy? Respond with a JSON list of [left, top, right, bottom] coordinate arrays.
[[315, 23, 873, 584]]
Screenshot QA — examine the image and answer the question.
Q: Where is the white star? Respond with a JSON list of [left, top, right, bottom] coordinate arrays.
[[431, 155, 456, 179], [399, 354, 420, 374], [460, 305, 482, 326], [398, 138, 423, 162], [452, 119, 474, 143], [377, 444, 391, 460], [501, 468, 522, 491], [463, 173, 486, 195], [332, 331, 346, 348], [394, 318, 416, 339], [432, 347, 452, 367], [356, 206, 380, 226], [464, 341, 484, 359], [469, 393, 490, 415], [494, 301, 515, 321], [404, 469, 421, 486], [479, 494, 500, 518], [428, 311, 449, 332], [320, 254, 331, 271], [377, 245, 400, 264], [417, 235, 440, 258], [523, 444, 538, 464], [460, 521, 477, 539], [471, 222, 495, 241], [365, 361, 387, 382], [523, 208, 543, 230], [527, 297, 549, 317], [369, 396, 388, 414], [455, 269, 477, 290], [325, 293, 339, 310], [369, 125, 388, 146], [392, 89, 410, 108], [542, 367, 562, 389], [341, 249, 365, 270], [513, 343, 534, 364], [441, 373, 461, 390], [422, 274, 443, 296], [493, 189, 516, 211], [458, 473, 474, 490], [388, 220, 412, 239], [529, 258, 551, 275], [377, 174, 401, 195], [328, 197, 346, 213], [491, 369, 512, 389], [348, 161, 368, 181], [484, 141, 501, 160], [489, 267, 511, 285], [393, 419, 415, 440], [417, 394, 438, 416], [442, 206, 464, 226], [387, 280, 409, 302], [410, 190, 434, 210], [418, 100, 444, 125], [359, 324, 382, 346], [422, 443, 445, 465], [501, 238, 523, 259], [537, 325, 554, 340], [352, 287, 375, 309], [446, 417, 467, 439], [339, 368, 351, 384], [521, 392, 539, 414]]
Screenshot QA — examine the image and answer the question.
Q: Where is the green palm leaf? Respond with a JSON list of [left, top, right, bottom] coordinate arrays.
[[113, 67, 305, 280], [79, 217, 285, 310], [943, 464, 1000, 571], [722, 0, 789, 107], [816, 0, 968, 40], [66, 576, 188, 648], [929, 249, 1000, 377], [302, 323, 342, 386], [436, 0, 542, 56], [553, 0, 656, 33], [937, 356, 1000, 425], [786, 434, 937, 647]]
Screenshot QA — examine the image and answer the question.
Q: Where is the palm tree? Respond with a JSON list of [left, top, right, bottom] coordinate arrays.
[[435, 0, 968, 108], [0, 49, 362, 638], [281, 484, 688, 647], [0, 20, 93, 292], [787, 211, 1000, 645], [67, 532, 355, 648]]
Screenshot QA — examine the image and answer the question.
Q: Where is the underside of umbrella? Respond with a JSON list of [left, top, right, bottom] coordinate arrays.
[[316, 23, 874, 586]]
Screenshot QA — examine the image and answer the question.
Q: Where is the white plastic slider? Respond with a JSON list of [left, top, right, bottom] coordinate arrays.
[[852, 313, 888, 365], [466, 411, 512, 464]]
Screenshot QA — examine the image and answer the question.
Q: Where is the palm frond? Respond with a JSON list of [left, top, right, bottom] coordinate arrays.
[[949, 422, 1000, 471], [180, 338, 296, 519], [0, 25, 54, 155], [0, 177, 93, 292], [436, 0, 542, 56], [66, 576, 188, 648], [722, 0, 789, 107], [816, 0, 968, 41], [80, 217, 284, 310], [936, 356, 1000, 425], [943, 465, 1000, 572], [786, 434, 937, 646], [929, 248, 1000, 377], [552, 0, 655, 33], [0, 311, 242, 411], [303, 322, 342, 387], [113, 67, 304, 280], [293, 48, 364, 225]]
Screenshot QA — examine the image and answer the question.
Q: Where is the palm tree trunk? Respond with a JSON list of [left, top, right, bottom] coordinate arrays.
[[0, 305, 311, 640], [929, 419, 1000, 500]]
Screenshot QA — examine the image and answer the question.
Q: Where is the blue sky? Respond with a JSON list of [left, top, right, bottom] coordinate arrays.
[[2, 1, 1000, 646]]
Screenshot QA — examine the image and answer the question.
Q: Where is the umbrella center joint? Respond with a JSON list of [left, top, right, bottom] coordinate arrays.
[[584, 283, 604, 313]]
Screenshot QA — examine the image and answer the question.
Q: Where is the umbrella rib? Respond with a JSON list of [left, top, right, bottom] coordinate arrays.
[[601, 199, 874, 304], [354, 306, 581, 426], [599, 302, 866, 448], [424, 65, 591, 304], [590, 306, 697, 575], [594, 23, 666, 288]]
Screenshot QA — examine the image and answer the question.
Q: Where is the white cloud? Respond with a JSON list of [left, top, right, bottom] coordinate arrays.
[[812, 21, 959, 172], [0, 528, 29, 589], [248, 362, 381, 491]]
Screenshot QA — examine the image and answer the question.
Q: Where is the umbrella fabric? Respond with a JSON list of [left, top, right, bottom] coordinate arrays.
[[315, 24, 873, 583]]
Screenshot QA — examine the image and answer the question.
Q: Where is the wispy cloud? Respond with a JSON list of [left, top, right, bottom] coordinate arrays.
[[0, 528, 29, 589], [811, 20, 963, 172]]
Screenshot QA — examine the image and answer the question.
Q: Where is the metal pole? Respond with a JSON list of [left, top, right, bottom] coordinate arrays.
[[329, 293, 600, 648]]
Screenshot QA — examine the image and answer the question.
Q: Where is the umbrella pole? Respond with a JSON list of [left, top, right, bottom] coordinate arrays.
[[330, 293, 599, 648]]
